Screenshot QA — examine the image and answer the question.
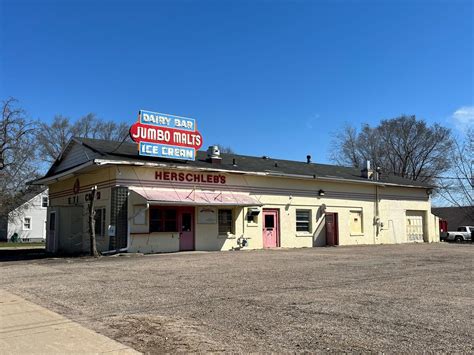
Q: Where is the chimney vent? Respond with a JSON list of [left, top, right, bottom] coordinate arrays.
[[207, 145, 222, 165], [361, 160, 374, 179], [306, 155, 311, 164]]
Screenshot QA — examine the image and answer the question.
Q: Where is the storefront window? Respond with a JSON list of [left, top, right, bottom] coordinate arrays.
[[296, 210, 311, 232], [218, 209, 233, 235], [150, 207, 177, 232]]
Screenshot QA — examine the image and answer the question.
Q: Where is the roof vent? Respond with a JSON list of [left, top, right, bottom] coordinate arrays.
[[306, 155, 311, 164], [207, 145, 222, 165]]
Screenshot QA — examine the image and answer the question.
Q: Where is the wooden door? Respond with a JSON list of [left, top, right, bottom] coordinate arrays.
[[262, 209, 279, 248], [325, 212, 339, 246], [179, 207, 195, 251]]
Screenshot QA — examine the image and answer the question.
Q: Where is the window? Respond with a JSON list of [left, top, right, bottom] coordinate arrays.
[[350, 210, 363, 235], [23, 217, 31, 230], [458, 227, 466, 232], [218, 209, 233, 235], [94, 208, 106, 236], [296, 210, 311, 232], [150, 207, 177, 232], [42, 196, 48, 208]]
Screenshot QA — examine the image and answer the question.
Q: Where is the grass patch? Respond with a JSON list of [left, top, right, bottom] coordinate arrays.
[[0, 242, 45, 248]]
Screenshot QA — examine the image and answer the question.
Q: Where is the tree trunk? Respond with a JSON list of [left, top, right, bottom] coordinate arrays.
[[88, 186, 100, 258]]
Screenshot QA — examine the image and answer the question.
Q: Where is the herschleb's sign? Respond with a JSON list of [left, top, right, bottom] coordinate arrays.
[[130, 110, 203, 161], [155, 170, 226, 184]]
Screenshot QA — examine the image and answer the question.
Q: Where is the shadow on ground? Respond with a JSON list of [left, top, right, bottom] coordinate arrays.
[[0, 248, 48, 262]]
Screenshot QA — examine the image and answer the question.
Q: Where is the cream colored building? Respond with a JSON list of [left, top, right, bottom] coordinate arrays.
[[34, 137, 439, 254]]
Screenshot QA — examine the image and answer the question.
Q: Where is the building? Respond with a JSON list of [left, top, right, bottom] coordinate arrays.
[[7, 188, 49, 242], [432, 206, 474, 231], [33, 137, 439, 254]]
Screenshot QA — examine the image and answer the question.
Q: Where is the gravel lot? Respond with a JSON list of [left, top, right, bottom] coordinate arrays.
[[1, 243, 472, 353]]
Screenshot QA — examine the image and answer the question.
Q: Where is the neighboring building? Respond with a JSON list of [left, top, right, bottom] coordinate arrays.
[[34, 137, 439, 255], [7, 189, 49, 242], [432, 207, 474, 231]]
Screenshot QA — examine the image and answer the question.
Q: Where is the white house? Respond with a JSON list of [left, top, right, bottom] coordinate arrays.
[[7, 189, 49, 242]]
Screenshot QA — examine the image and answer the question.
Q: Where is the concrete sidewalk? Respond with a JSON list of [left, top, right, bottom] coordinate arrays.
[[0, 289, 139, 354]]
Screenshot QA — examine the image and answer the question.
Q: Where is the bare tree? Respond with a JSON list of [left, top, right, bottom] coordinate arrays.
[[0, 98, 41, 229], [87, 186, 100, 257], [437, 128, 473, 218], [330, 115, 453, 184], [37, 113, 130, 163]]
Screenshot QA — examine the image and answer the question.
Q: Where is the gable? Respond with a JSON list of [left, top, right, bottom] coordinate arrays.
[[51, 141, 101, 175]]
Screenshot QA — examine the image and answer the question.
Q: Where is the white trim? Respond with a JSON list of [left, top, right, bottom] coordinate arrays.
[[32, 161, 94, 185]]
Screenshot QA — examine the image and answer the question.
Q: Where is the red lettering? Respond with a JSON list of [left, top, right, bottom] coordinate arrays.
[[213, 176, 219, 183], [171, 172, 177, 181], [194, 174, 200, 182], [186, 173, 193, 182], [155, 171, 162, 180], [178, 172, 185, 181], [220, 176, 226, 184], [163, 172, 170, 180]]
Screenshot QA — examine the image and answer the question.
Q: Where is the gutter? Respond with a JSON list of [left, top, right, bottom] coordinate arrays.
[[31, 161, 95, 185]]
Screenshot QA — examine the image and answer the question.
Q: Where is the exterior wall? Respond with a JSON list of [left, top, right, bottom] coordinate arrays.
[[47, 167, 115, 253], [7, 191, 48, 242], [122, 166, 435, 253], [45, 164, 437, 254]]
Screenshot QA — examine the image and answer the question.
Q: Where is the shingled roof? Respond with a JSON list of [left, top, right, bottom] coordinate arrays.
[[39, 137, 432, 189]]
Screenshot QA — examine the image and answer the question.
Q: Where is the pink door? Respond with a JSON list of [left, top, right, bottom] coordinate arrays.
[[262, 209, 279, 248], [179, 207, 194, 251]]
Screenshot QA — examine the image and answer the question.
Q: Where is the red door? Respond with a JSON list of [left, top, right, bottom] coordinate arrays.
[[262, 209, 279, 248], [179, 207, 194, 251], [325, 212, 339, 246]]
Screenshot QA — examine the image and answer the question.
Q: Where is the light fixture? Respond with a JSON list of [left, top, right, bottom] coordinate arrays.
[[318, 189, 325, 196]]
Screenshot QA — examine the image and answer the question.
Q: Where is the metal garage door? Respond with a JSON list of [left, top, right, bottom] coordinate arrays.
[[406, 212, 425, 242]]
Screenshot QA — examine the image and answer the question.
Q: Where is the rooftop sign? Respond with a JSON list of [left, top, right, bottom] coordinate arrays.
[[130, 110, 203, 161]]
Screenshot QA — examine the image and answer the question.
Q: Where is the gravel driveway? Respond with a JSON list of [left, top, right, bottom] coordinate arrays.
[[1, 243, 472, 353]]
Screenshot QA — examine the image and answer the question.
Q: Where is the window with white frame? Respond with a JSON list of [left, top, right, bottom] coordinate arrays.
[[42, 196, 48, 208], [23, 217, 31, 230], [296, 209, 311, 232], [218, 209, 233, 235]]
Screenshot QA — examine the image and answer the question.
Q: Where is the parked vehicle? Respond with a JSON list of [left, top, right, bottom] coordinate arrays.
[[445, 226, 474, 243], [439, 219, 448, 241]]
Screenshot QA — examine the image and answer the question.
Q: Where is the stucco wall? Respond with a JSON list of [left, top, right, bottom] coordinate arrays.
[[46, 164, 437, 254]]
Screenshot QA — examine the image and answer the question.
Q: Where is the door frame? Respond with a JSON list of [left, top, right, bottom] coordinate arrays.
[[178, 206, 195, 251], [325, 212, 339, 246], [262, 208, 280, 248]]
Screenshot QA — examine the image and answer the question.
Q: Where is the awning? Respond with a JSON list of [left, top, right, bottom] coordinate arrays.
[[129, 187, 262, 206]]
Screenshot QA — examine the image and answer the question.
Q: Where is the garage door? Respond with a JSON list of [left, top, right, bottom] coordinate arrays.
[[406, 212, 425, 242]]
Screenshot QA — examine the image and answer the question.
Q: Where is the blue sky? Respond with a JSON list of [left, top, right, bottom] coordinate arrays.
[[1, 0, 472, 163]]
